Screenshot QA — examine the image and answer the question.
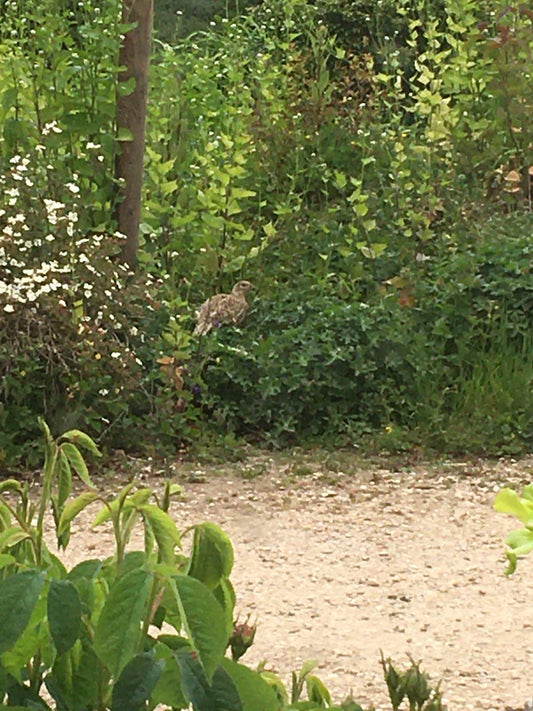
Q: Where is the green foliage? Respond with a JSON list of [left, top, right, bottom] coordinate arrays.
[[495, 485, 533, 575], [1, 423, 420, 710], [199, 228, 533, 455], [2, 0, 533, 461], [202, 294, 411, 444], [381, 654, 445, 711], [0, 423, 272, 709]]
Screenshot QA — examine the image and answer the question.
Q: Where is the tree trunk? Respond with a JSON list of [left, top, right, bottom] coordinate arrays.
[[114, 0, 153, 268]]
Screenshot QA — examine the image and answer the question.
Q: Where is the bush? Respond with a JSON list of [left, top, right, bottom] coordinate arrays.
[[0, 150, 198, 466], [199, 218, 533, 454], [201, 293, 413, 444]]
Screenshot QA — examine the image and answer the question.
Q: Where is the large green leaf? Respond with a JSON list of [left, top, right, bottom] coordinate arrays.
[[94, 567, 152, 677], [68, 559, 103, 582], [0, 553, 16, 569], [70, 644, 102, 710], [138, 504, 181, 563], [67, 560, 103, 617], [111, 651, 164, 711], [176, 650, 242, 711], [0, 570, 46, 654], [149, 640, 188, 709], [48, 640, 101, 711], [171, 575, 228, 681], [221, 659, 279, 711], [188, 522, 234, 590], [2, 589, 48, 682], [494, 488, 533, 525], [48, 580, 82, 655]]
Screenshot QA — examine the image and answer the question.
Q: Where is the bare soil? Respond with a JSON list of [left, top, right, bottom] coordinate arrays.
[[56, 451, 533, 711]]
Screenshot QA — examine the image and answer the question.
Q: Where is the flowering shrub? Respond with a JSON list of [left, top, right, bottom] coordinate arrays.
[[0, 145, 163, 465]]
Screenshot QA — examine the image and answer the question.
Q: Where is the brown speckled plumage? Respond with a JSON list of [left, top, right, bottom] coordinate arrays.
[[194, 281, 253, 336]]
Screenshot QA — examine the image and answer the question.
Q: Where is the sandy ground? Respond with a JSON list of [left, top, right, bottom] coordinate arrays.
[[55, 451, 533, 711]]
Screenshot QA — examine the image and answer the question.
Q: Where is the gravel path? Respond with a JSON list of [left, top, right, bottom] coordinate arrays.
[[59, 453, 533, 710]]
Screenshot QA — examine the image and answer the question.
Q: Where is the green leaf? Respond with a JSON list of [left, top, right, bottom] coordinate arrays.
[[150, 641, 188, 708], [117, 76, 136, 97], [61, 429, 101, 457], [212, 577, 236, 636], [231, 188, 256, 199], [48, 580, 82, 655], [57, 450, 73, 509], [522, 484, 533, 502], [138, 505, 181, 564], [38, 417, 53, 444], [494, 488, 533, 525], [2, 588, 50, 682], [0, 479, 24, 495], [0, 526, 32, 552], [94, 567, 152, 677], [175, 650, 212, 710], [0, 570, 46, 654], [263, 221, 277, 238], [221, 659, 279, 711], [58, 492, 99, 538], [306, 674, 332, 705], [93, 481, 137, 526], [60, 442, 95, 489], [0, 553, 16, 569], [111, 651, 164, 711], [171, 575, 228, 681], [68, 559, 103, 582], [176, 651, 242, 711], [188, 522, 234, 590], [201, 213, 225, 230]]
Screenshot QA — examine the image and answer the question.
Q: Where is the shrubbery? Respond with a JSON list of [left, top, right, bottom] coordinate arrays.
[[202, 218, 533, 454], [1, 0, 533, 465]]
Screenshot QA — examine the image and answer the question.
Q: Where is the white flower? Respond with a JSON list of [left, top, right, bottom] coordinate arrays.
[[44, 199, 64, 213], [3, 303, 14, 312]]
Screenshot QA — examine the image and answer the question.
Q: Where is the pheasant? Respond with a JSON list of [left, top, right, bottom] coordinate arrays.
[[194, 280, 253, 336]]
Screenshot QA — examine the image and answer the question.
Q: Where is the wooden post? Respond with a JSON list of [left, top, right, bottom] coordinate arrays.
[[114, 0, 153, 268]]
